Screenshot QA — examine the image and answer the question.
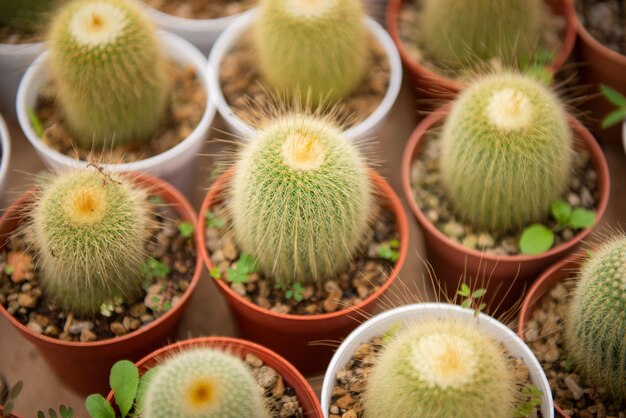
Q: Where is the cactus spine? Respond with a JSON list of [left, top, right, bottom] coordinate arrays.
[[141, 348, 269, 418], [440, 73, 572, 233], [49, 0, 168, 148], [255, 0, 367, 104], [229, 114, 373, 286], [364, 317, 518, 418], [419, 0, 542, 70], [565, 237, 626, 400], [27, 168, 151, 315]]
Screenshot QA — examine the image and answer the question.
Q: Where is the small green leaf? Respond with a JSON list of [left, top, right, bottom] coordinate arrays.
[[4, 265, 14, 275], [49, 409, 57, 418], [457, 283, 471, 297], [110, 360, 139, 418], [471, 288, 487, 299], [178, 221, 194, 238], [162, 301, 171, 312], [461, 299, 472, 309], [38, 411, 45, 418], [205, 211, 225, 229], [3, 401, 13, 415], [27, 107, 44, 137], [562, 356, 576, 372], [9, 381, 22, 399], [601, 84, 626, 107], [209, 266, 221, 280], [237, 253, 258, 274], [85, 394, 115, 418], [520, 224, 555, 255], [550, 200, 572, 226], [136, 367, 161, 412], [377, 244, 399, 262], [226, 268, 248, 284], [389, 239, 400, 249], [601, 108, 626, 129], [568, 208, 596, 229], [151, 296, 161, 303]]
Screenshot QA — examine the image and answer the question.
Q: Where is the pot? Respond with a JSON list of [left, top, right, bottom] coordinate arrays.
[[106, 336, 323, 417], [401, 106, 610, 312], [0, 113, 12, 206], [0, 172, 202, 396], [386, 0, 577, 100], [197, 168, 409, 375], [0, 42, 43, 120], [207, 10, 403, 141], [321, 303, 554, 418], [15, 31, 216, 198]]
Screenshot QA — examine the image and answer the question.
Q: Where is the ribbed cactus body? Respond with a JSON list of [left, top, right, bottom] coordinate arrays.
[[230, 114, 373, 286], [255, 0, 367, 104], [49, 0, 168, 148], [419, 0, 541, 70], [0, 0, 65, 33], [364, 317, 517, 418], [28, 169, 150, 315], [141, 349, 268, 418], [440, 73, 572, 233], [566, 238, 626, 400]]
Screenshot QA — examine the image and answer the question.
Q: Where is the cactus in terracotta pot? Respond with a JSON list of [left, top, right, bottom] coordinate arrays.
[[229, 113, 373, 286], [440, 73, 573, 233], [48, 0, 168, 148], [565, 237, 626, 400], [364, 317, 519, 418], [255, 0, 367, 104], [141, 348, 269, 418], [419, 0, 542, 70], [26, 168, 151, 315]]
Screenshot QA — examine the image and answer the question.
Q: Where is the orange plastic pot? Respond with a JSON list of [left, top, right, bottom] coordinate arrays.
[[386, 0, 577, 100], [576, 14, 626, 142], [401, 106, 609, 311], [518, 252, 587, 417], [198, 169, 409, 375], [106, 336, 324, 417], [0, 172, 202, 396]]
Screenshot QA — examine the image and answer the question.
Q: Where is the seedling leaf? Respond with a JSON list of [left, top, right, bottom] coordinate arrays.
[[85, 394, 115, 418], [178, 221, 194, 238], [568, 208, 595, 229], [550, 200, 572, 226], [520, 224, 554, 255], [110, 360, 139, 418]]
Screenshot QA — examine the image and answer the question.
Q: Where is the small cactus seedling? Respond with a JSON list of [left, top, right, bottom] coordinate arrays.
[[0, 0, 66, 33], [141, 348, 269, 418], [419, 0, 541, 71], [49, 0, 168, 148], [440, 73, 573, 233], [565, 237, 626, 400], [229, 113, 373, 286], [255, 0, 367, 104], [27, 168, 151, 315], [364, 317, 518, 418]]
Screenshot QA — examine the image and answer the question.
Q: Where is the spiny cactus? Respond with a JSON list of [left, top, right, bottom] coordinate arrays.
[[27, 168, 151, 316], [364, 317, 518, 418], [565, 237, 626, 400], [255, 0, 367, 104], [49, 0, 168, 148], [229, 113, 373, 286], [439, 73, 572, 233], [141, 348, 268, 418], [419, 0, 542, 71], [0, 0, 66, 33]]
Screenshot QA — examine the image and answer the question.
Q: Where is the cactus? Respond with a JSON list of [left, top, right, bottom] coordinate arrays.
[[255, 0, 367, 104], [48, 0, 168, 148], [364, 317, 518, 418], [419, 0, 542, 71], [0, 0, 66, 33], [565, 237, 626, 400], [141, 348, 268, 418], [439, 73, 573, 233], [229, 113, 373, 286], [26, 168, 151, 315]]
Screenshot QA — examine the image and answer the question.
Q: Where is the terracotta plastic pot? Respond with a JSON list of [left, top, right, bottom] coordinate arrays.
[[106, 336, 323, 417], [198, 169, 409, 375], [576, 14, 626, 142], [386, 0, 577, 100], [401, 106, 610, 312], [518, 252, 587, 417], [0, 172, 202, 396]]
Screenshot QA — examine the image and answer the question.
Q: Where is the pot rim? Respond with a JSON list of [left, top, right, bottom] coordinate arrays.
[[401, 105, 610, 263], [0, 113, 11, 191], [136, 0, 252, 28], [576, 11, 626, 66], [0, 171, 203, 348]]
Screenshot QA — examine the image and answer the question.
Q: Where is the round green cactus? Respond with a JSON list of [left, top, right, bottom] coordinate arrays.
[[49, 0, 168, 148], [0, 0, 66, 33], [439, 73, 572, 233], [27, 168, 151, 315], [141, 348, 268, 418], [229, 114, 373, 286], [255, 0, 367, 104], [364, 317, 518, 418], [565, 237, 626, 400], [419, 0, 541, 71]]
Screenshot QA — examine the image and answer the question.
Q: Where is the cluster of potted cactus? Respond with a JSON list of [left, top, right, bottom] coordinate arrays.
[[0, 0, 625, 417]]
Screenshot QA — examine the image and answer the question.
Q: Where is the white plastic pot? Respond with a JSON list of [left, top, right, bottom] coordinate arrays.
[[321, 303, 554, 418], [207, 10, 403, 141], [16, 31, 215, 197], [135, 1, 251, 56], [0, 42, 43, 119], [0, 113, 12, 202]]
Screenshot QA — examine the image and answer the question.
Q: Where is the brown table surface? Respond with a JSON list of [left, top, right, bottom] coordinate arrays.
[[0, 75, 624, 417]]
